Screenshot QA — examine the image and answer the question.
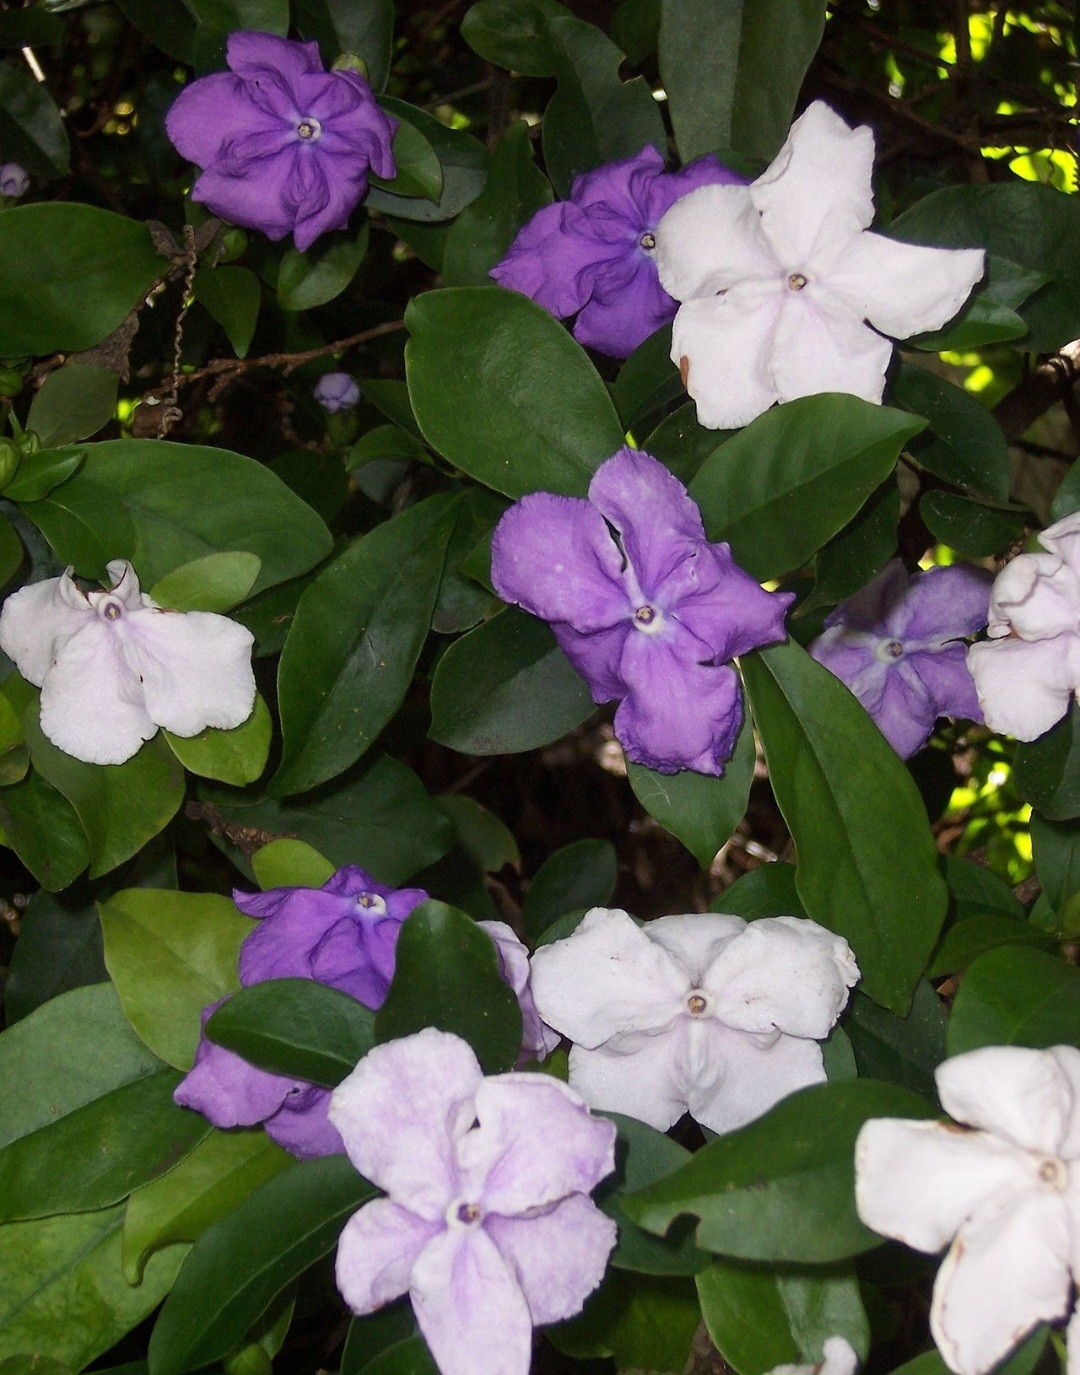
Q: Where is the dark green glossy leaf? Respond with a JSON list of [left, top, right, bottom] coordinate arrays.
[[3, 888, 107, 1023], [341, 1305, 418, 1375], [26, 364, 118, 446], [460, 0, 572, 75], [443, 121, 552, 287], [277, 226, 369, 311], [0, 206, 160, 356], [294, 0, 394, 89], [541, 15, 665, 197], [689, 396, 924, 580], [1013, 702, 1080, 820], [920, 490, 1029, 558], [435, 795, 520, 874], [711, 862, 804, 920], [943, 854, 1025, 921], [623, 1079, 935, 1262], [272, 494, 457, 796], [892, 363, 1009, 501], [947, 946, 1080, 1054], [207, 979, 376, 1086], [193, 266, 260, 358], [0, 57, 68, 177], [115, 0, 195, 60], [804, 481, 900, 612], [429, 607, 594, 754], [358, 1337, 437, 1375], [1030, 812, 1080, 918], [406, 287, 624, 498], [659, 0, 822, 162], [549, 1269, 700, 1370], [432, 486, 505, 635], [3, 447, 84, 502], [0, 1069, 209, 1223], [0, 516, 21, 592], [612, 326, 681, 431], [611, 0, 659, 64], [371, 118, 442, 201], [908, 255, 1045, 352], [149, 551, 262, 612], [929, 915, 1055, 978], [147, 1156, 374, 1375], [844, 982, 947, 1102], [627, 711, 755, 868], [375, 900, 522, 1072], [0, 768, 89, 890], [742, 640, 948, 1012], [367, 102, 487, 223], [187, 0, 288, 33], [522, 838, 617, 943]]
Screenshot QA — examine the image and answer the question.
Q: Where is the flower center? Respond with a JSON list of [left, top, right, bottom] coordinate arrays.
[[356, 892, 388, 917], [99, 598, 124, 622], [787, 272, 808, 291], [874, 638, 905, 663], [686, 990, 711, 1017], [639, 231, 656, 252], [448, 1200, 483, 1227], [296, 117, 322, 141], [633, 604, 665, 635], [1037, 1156, 1069, 1191]]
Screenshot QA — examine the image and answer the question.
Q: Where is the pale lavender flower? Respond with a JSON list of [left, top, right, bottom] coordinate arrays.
[[530, 908, 859, 1134], [491, 147, 743, 358], [856, 1045, 1080, 1375], [809, 560, 992, 758], [491, 446, 792, 775], [0, 164, 28, 198], [166, 31, 396, 252], [0, 559, 255, 765], [479, 920, 560, 1064], [968, 512, 1080, 741], [331, 1028, 618, 1375], [313, 372, 360, 413]]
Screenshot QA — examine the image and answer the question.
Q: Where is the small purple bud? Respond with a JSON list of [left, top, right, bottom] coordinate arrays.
[[0, 164, 28, 198], [314, 372, 360, 414]]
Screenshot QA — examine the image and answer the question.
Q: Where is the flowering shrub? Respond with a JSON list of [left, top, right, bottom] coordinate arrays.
[[0, 10, 1077, 1375]]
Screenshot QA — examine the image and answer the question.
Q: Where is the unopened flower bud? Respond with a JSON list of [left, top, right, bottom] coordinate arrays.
[[0, 368, 25, 398], [0, 164, 28, 199], [331, 52, 370, 81], [15, 429, 39, 458], [313, 372, 360, 414]]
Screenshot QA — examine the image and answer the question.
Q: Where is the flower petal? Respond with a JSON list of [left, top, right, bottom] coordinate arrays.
[[670, 290, 781, 430], [770, 289, 894, 407], [491, 202, 598, 320], [227, 31, 323, 83], [125, 606, 256, 737], [459, 1073, 616, 1213], [987, 553, 1080, 641], [38, 620, 158, 765], [687, 1016, 827, 1134], [891, 564, 993, 644], [166, 72, 285, 168], [705, 915, 859, 1038], [935, 1045, 1078, 1156], [529, 906, 687, 1049], [477, 921, 560, 1062], [655, 183, 773, 301], [968, 635, 1080, 741], [1038, 511, 1080, 575], [336, 1197, 441, 1315], [826, 231, 984, 339], [175, 1006, 297, 1128], [904, 646, 982, 724], [485, 1195, 617, 1325], [265, 1084, 345, 1159], [567, 1027, 691, 1131], [410, 1226, 534, 1375], [0, 573, 86, 687], [572, 253, 676, 358], [854, 1117, 1036, 1253], [190, 153, 299, 242], [931, 1190, 1071, 1375], [328, 1028, 481, 1216], [639, 911, 747, 984], [587, 446, 705, 590]]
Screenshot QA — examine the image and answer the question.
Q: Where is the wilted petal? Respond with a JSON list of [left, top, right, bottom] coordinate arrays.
[[485, 1195, 617, 1325], [827, 231, 985, 339], [655, 183, 773, 301], [687, 1016, 827, 1134], [987, 553, 1080, 642], [671, 290, 781, 430], [771, 290, 894, 406], [931, 1189, 1071, 1375], [329, 1028, 481, 1216], [125, 607, 255, 737], [936, 1045, 1077, 1156], [336, 1198, 441, 1315], [968, 635, 1080, 741], [410, 1227, 534, 1375], [854, 1117, 1035, 1253], [1037, 511, 1080, 576]]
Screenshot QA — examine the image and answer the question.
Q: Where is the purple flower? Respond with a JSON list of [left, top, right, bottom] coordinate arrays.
[[490, 147, 743, 358], [809, 560, 992, 758], [165, 32, 396, 252], [491, 447, 793, 775], [313, 372, 360, 413], [331, 1029, 618, 1375], [0, 164, 28, 198], [479, 920, 560, 1065]]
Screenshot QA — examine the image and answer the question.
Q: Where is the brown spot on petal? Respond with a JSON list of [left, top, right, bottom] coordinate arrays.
[[679, 355, 690, 389]]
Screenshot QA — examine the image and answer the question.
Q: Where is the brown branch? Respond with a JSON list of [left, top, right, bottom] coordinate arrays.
[[993, 339, 1080, 443]]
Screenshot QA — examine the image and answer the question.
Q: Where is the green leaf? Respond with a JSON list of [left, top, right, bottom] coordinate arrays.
[[920, 491, 1029, 559], [435, 795, 520, 874], [0, 983, 161, 1150], [193, 266, 261, 359], [0, 57, 69, 177], [947, 946, 1080, 1054], [612, 326, 681, 431], [0, 769, 89, 890], [541, 15, 665, 198], [149, 1156, 372, 1375], [123, 1129, 291, 1284], [907, 254, 1045, 352], [0, 206, 160, 356], [0, 516, 21, 595], [428, 607, 594, 754], [252, 838, 336, 891], [844, 982, 947, 1102], [1013, 702, 1080, 821], [406, 287, 624, 498], [804, 481, 900, 612], [98, 889, 256, 1069], [891, 363, 1010, 501], [0, 1068, 209, 1223], [689, 396, 924, 580], [294, 0, 394, 89], [26, 439, 331, 591], [611, 0, 659, 64], [204, 755, 454, 886], [342, 1307, 420, 1375], [659, 0, 823, 163], [1030, 812, 1080, 918], [357, 1335, 438, 1375], [371, 117, 442, 202], [442, 121, 552, 287], [627, 710, 755, 868], [162, 694, 271, 787], [0, 1206, 185, 1368], [711, 862, 804, 920], [26, 363, 118, 446], [26, 712, 185, 880], [0, 10, 64, 45], [3, 447, 84, 502], [207, 979, 376, 1086], [550, 1270, 700, 1371], [522, 838, 617, 943], [460, 0, 571, 74], [697, 1260, 868, 1375], [277, 226, 369, 311], [366, 102, 487, 223], [149, 551, 262, 612], [929, 915, 1055, 978], [375, 900, 523, 1072], [187, 0, 288, 32], [0, 684, 27, 785], [623, 1079, 936, 1263], [741, 640, 948, 1012], [2, 888, 106, 1022], [272, 494, 458, 796], [114, 0, 195, 60]]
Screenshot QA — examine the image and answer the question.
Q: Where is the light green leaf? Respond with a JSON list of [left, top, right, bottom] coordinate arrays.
[[149, 551, 262, 613], [252, 838, 336, 891], [26, 363, 118, 447], [164, 695, 272, 787]]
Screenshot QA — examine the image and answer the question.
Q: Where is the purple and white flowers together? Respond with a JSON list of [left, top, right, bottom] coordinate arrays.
[[0, 558, 256, 766], [530, 907, 859, 1134], [491, 146, 743, 358], [654, 101, 986, 429], [492, 447, 792, 775], [331, 1029, 617, 1375], [166, 32, 396, 252], [809, 560, 992, 758]]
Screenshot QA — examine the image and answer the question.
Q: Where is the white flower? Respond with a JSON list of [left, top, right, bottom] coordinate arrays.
[[767, 1337, 859, 1375], [855, 1044, 1080, 1375], [528, 907, 859, 1134], [0, 559, 256, 765], [653, 100, 985, 429], [967, 512, 1080, 741]]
